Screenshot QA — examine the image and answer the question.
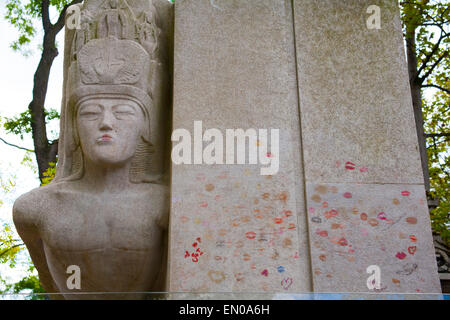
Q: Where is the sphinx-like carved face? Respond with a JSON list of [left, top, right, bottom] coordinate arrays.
[[77, 97, 145, 167]]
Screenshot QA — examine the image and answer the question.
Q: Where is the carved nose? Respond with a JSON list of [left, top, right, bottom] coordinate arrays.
[[99, 111, 114, 131]]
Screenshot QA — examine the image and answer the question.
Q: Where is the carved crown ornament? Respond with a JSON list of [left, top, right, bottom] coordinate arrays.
[[68, 0, 160, 107]]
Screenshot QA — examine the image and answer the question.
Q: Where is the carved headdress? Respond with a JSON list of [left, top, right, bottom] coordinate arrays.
[[55, 0, 168, 183]]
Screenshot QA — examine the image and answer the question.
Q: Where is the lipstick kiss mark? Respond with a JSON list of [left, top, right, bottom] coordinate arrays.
[[408, 246, 417, 255], [401, 191, 411, 197], [234, 273, 244, 282], [246, 232, 256, 240], [199, 202, 208, 208], [311, 217, 322, 223], [274, 218, 283, 224], [396, 252, 407, 260], [409, 235, 417, 243], [277, 266, 286, 273], [316, 230, 328, 237], [261, 269, 268, 277], [345, 162, 356, 170], [360, 167, 368, 173], [282, 210, 293, 217], [377, 212, 387, 220], [338, 238, 348, 246], [343, 192, 352, 199], [281, 278, 293, 290], [406, 217, 417, 224], [208, 270, 226, 284]]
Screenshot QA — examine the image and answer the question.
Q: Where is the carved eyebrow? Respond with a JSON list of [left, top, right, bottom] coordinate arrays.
[[78, 104, 103, 114], [112, 104, 137, 113]]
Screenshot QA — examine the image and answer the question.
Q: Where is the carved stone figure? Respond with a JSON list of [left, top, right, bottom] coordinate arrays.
[[13, 0, 171, 299]]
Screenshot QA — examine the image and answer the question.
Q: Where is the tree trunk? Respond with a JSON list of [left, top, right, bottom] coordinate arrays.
[[28, 31, 59, 182], [405, 30, 430, 193]]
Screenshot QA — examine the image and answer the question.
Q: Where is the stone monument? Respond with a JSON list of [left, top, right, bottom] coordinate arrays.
[[13, 0, 172, 299], [169, 0, 441, 295], [12, 0, 442, 299]]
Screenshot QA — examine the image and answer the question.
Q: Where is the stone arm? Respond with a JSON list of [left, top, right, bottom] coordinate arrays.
[[12, 200, 61, 298]]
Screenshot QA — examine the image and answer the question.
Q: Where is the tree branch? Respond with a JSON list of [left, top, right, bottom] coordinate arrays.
[[416, 31, 445, 80], [425, 133, 450, 138], [419, 50, 449, 84], [41, 0, 51, 32], [422, 84, 450, 94], [0, 244, 25, 258], [0, 137, 34, 152]]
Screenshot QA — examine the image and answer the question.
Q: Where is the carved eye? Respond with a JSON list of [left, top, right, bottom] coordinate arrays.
[[79, 105, 102, 120], [113, 105, 136, 119]]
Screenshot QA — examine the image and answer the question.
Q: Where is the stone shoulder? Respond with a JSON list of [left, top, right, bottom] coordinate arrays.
[[12, 183, 62, 228]]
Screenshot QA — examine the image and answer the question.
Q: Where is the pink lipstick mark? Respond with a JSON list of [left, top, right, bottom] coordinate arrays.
[[359, 167, 368, 173], [343, 192, 352, 199], [316, 229, 328, 237], [377, 212, 387, 220], [401, 191, 411, 197], [395, 252, 407, 260], [281, 278, 293, 290]]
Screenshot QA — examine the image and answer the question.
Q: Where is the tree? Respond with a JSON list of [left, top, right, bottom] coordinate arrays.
[[3, 0, 82, 183], [400, 0, 450, 245]]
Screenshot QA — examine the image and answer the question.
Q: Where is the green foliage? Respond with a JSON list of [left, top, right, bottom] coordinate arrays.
[[3, 108, 60, 140], [21, 151, 38, 176], [41, 161, 56, 186], [0, 223, 24, 268], [4, 0, 74, 53], [424, 87, 450, 244], [400, 0, 450, 245]]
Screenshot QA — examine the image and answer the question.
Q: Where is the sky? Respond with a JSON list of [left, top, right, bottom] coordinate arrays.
[[0, 3, 65, 288]]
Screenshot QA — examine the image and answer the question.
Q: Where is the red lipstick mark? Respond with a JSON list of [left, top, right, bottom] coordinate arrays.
[[288, 223, 296, 230], [246, 232, 256, 240], [345, 162, 356, 170], [410, 235, 417, 243], [408, 246, 417, 255], [261, 269, 268, 277], [338, 238, 348, 246], [359, 167, 368, 173], [274, 218, 283, 224], [401, 191, 411, 197]]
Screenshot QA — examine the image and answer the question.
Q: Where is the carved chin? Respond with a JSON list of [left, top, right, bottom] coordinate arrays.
[[88, 148, 134, 166]]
